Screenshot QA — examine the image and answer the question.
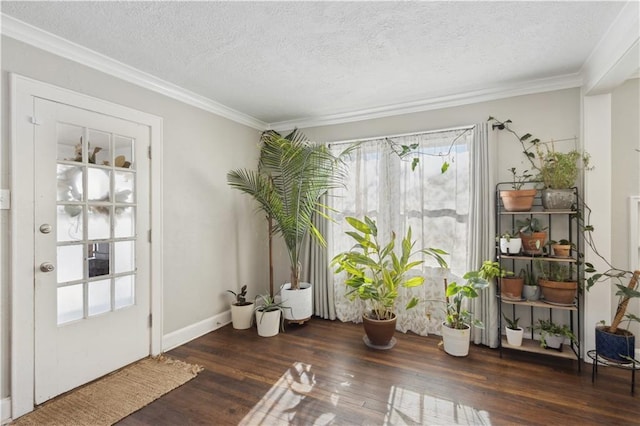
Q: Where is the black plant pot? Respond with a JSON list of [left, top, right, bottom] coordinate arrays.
[[595, 325, 635, 363]]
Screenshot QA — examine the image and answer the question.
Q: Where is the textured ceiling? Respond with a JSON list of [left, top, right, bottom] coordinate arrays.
[[0, 1, 627, 125]]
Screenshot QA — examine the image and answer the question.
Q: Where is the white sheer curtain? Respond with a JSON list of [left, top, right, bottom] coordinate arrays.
[[328, 128, 473, 336]]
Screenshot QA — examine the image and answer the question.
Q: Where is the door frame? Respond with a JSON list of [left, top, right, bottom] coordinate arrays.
[[10, 74, 164, 418]]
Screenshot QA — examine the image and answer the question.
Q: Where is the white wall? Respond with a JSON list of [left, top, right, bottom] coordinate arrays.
[[1, 36, 268, 399], [612, 77, 640, 337]]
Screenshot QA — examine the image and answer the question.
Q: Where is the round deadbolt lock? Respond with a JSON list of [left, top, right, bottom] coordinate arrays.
[[39, 224, 53, 234], [40, 262, 55, 272]]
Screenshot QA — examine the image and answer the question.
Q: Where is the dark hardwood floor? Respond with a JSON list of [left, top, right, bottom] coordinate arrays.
[[119, 319, 639, 425]]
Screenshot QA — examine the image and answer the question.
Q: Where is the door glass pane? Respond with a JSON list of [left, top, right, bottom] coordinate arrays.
[[114, 241, 134, 273], [57, 244, 83, 283], [57, 284, 84, 324], [87, 129, 111, 166], [88, 206, 111, 240], [57, 164, 83, 202], [88, 243, 110, 278], [114, 171, 135, 203], [57, 123, 84, 162], [114, 207, 135, 238], [87, 167, 111, 202], [114, 135, 134, 170], [88, 279, 111, 316], [57, 205, 83, 242], [115, 275, 135, 309]]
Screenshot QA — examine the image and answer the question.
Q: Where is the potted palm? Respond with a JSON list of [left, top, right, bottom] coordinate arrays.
[[227, 285, 254, 330], [503, 313, 524, 347], [331, 216, 448, 349], [438, 271, 490, 356], [227, 130, 349, 323]]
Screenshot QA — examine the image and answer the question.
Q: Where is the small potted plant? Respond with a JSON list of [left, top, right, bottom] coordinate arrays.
[[503, 313, 524, 347], [499, 167, 536, 212], [227, 285, 254, 330], [521, 265, 540, 301], [500, 268, 525, 301], [517, 217, 548, 255], [332, 216, 448, 349], [536, 260, 578, 305], [532, 319, 577, 350], [437, 271, 489, 357], [498, 230, 522, 255], [548, 239, 574, 257], [253, 294, 290, 337]]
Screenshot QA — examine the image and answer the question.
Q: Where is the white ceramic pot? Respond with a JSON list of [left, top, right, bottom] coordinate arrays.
[[522, 285, 540, 301], [281, 282, 313, 321], [230, 303, 254, 330], [499, 237, 522, 255], [255, 309, 281, 337], [441, 322, 471, 356], [505, 327, 524, 346], [544, 334, 565, 349]]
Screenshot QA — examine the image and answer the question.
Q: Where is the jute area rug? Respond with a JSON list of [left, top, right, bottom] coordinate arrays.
[[12, 355, 203, 426]]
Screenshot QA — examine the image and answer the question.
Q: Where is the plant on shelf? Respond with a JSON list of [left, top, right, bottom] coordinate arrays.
[[227, 129, 350, 323], [532, 319, 577, 350], [332, 216, 448, 349], [521, 265, 540, 301], [516, 217, 548, 255], [503, 313, 524, 346], [547, 239, 575, 257], [499, 167, 536, 212], [535, 260, 578, 305], [435, 270, 489, 356], [498, 230, 522, 255], [227, 285, 254, 330], [253, 294, 291, 337]]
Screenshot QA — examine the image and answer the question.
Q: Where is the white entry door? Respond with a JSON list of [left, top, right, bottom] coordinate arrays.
[[33, 98, 151, 403]]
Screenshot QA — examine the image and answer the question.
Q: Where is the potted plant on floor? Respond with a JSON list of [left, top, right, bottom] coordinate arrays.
[[438, 271, 490, 356], [331, 216, 448, 349], [253, 294, 290, 337], [499, 167, 536, 212], [227, 129, 350, 323], [227, 285, 254, 330], [517, 217, 547, 255], [532, 319, 577, 350], [503, 313, 524, 347], [536, 260, 578, 305]]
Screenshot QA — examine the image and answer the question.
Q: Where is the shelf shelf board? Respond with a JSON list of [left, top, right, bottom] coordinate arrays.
[[498, 254, 577, 263], [501, 337, 578, 360], [499, 298, 577, 311], [499, 209, 577, 215]]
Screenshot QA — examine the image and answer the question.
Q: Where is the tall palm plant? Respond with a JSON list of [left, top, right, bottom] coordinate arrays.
[[227, 129, 349, 295]]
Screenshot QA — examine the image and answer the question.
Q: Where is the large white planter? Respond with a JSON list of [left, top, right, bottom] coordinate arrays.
[[505, 327, 524, 346], [255, 309, 281, 337], [230, 303, 254, 330], [441, 322, 471, 357], [499, 237, 522, 255], [281, 282, 313, 321]]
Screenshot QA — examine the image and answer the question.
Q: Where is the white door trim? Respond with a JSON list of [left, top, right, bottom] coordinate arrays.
[[10, 73, 163, 418]]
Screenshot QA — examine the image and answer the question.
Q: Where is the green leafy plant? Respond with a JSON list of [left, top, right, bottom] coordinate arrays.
[[535, 145, 590, 189], [535, 260, 575, 282], [532, 319, 577, 348], [442, 271, 490, 330], [227, 129, 350, 295], [479, 260, 512, 280], [516, 217, 547, 234], [227, 285, 251, 306], [502, 313, 521, 330], [253, 294, 291, 330], [507, 167, 533, 190], [331, 216, 448, 321]]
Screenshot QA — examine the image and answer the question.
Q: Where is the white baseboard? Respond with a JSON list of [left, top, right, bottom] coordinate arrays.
[[1, 397, 11, 424], [162, 310, 231, 352]]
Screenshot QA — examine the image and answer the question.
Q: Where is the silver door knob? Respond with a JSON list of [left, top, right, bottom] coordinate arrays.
[[40, 262, 55, 272], [40, 224, 53, 234]]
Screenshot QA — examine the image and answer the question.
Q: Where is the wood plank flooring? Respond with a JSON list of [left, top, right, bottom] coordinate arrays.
[[118, 319, 639, 425]]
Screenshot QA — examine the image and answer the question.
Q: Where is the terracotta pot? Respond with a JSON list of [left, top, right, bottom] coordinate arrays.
[[500, 189, 537, 212], [501, 277, 524, 300], [520, 232, 547, 255], [362, 312, 397, 347], [539, 279, 577, 305], [552, 244, 571, 257]]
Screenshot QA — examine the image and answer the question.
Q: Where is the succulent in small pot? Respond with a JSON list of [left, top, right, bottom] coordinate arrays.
[[503, 313, 524, 346], [521, 265, 540, 301], [253, 294, 291, 337]]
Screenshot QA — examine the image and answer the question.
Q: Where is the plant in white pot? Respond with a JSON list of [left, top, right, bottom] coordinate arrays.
[[438, 271, 489, 357], [532, 319, 577, 351], [498, 230, 522, 255], [332, 216, 448, 349], [227, 285, 254, 330], [503, 313, 524, 347], [227, 129, 349, 323], [253, 294, 290, 337]]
